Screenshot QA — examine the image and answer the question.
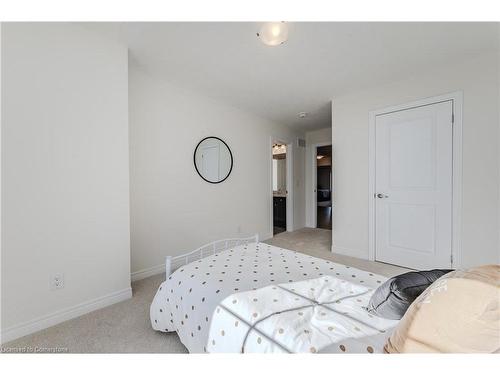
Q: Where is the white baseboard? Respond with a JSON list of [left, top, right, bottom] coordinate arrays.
[[260, 232, 274, 242], [0, 287, 132, 345], [131, 263, 165, 282], [332, 245, 369, 260]]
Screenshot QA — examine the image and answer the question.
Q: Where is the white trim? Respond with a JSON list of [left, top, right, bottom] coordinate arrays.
[[269, 136, 273, 237], [260, 231, 273, 242], [332, 245, 368, 260], [311, 141, 332, 229], [368, 110, 376, 262], [451, 93, 464, 269], [269, 136, 294, 237], [368, 91, 463, 269], [286, 142, 294, 232], [0, 287, 132, 344], [131, 264, 165, 282]]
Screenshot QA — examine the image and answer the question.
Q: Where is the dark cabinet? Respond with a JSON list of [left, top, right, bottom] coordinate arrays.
[[273, 196, 286, 229]]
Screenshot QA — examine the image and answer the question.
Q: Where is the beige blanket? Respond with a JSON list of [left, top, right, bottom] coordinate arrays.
[[385, 265, 500, 353]]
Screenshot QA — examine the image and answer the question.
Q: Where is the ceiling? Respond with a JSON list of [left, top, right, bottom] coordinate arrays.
[[87, 22, 498, 132], [317, 145, 332, 158]]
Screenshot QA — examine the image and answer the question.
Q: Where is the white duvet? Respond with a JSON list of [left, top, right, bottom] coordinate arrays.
[[207, 276, 398, 353], [150, 242, 394, 353]]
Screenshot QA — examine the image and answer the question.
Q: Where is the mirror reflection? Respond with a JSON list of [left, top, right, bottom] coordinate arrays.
[[272, 143, 287, 195]]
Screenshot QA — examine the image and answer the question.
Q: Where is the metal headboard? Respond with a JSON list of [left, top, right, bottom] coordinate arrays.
[[165, 234, 259, 279]]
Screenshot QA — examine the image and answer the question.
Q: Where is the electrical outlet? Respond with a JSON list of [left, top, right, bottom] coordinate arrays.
[[50, 273, 64, 291]]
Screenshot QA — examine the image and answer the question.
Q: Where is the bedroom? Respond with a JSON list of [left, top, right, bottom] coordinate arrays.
[[1, 1, 499, 372]]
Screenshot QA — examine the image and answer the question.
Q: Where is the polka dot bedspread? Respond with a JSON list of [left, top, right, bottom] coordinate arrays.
[[207, 276, 398, 353], [150, 242, 398, 353]]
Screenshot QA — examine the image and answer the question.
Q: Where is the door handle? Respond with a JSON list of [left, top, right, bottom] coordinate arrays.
[[376, 193, 389, 199]]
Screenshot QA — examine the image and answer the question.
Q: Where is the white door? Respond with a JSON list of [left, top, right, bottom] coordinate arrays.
[[375, 101, 453, 269]]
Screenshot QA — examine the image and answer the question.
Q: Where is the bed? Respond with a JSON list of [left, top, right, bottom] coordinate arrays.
[[150, 235, 398, 353]]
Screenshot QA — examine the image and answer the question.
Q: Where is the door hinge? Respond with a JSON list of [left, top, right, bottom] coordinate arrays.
[[451, 113, 455, 124], [450, 254, 454, 265]]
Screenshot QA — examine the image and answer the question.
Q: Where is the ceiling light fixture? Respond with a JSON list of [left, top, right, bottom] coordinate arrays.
[[257, 22, 289, 46], [298, 111, 308, 119]]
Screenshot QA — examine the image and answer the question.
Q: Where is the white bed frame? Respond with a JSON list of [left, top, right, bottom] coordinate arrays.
[[165, 234, 259, 279]]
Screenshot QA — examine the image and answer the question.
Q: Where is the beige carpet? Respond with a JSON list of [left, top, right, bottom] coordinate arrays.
[[2, 228, 409, 353], [266, 228, 411, 278], [2, 273, 188, 353]]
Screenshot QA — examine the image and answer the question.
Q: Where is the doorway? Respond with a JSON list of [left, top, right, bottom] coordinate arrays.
[[316, 145, 332, 230], [269, 137, 294, 238], [272, 142, 287, 235], [369, 93, 463, 270]]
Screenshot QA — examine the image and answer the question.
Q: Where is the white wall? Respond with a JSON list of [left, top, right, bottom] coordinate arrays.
[[1, 23, 131, 342], [332, 53, 500, 268], [129, 66, 305, 277], [305, 127, 332, 227]]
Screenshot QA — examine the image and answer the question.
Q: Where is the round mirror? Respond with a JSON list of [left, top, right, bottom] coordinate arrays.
[[193, 137, 233, 184]]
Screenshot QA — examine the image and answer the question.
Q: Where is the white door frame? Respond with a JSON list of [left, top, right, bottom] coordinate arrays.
[[311, 142, 333, 228], [368, 91, 463, 269], [269, 136, 294, 237]]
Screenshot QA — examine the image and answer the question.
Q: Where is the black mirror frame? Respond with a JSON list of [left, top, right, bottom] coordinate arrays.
[[193, 136, 233, 184]]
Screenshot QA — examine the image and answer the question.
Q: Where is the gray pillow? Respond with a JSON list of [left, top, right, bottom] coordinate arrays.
[[367, 269, 453, 320]]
